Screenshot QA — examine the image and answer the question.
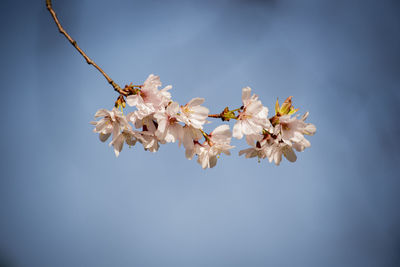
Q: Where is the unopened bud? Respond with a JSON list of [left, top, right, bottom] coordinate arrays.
[[275, 96, 298, 116], [275, 98, 280, 114], [220, 107, 237, 121], [279, 96, 293, 115], [114, 95, 126, 109]]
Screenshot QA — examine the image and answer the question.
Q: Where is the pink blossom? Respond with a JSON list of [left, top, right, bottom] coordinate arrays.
[[233, 87, 271, 139], [126, 74, 172, 119], [154, 102, 183, 143], [91, 108, 130, 143], [178, 98, 209, 129]]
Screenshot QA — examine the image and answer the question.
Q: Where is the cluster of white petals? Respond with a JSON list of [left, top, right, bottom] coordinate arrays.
[[91, 74, 234, 168], [91, 74, 316, 168], [238, 95, 316, 165], [194, 125, 235, 169], [233, 87, 272, 139]]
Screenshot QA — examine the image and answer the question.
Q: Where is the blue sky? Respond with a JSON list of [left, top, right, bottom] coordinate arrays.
[[0, 0, 399, 266]]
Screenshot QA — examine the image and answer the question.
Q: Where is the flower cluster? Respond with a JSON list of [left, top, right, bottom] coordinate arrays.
[[237, 93, 316, 165], [91, 74, 316, 168]]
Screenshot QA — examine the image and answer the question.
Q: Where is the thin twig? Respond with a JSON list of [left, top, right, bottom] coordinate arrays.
[[208, 114, 222, 118], [46, 0, 127, 96]]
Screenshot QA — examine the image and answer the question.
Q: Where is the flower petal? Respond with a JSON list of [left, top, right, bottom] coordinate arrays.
[[99, 132, 111, 142], [187, 97, 205, 107], [242, 87, 251, 103], [283, 146, 297, 162], [232, 122, 243, 139]]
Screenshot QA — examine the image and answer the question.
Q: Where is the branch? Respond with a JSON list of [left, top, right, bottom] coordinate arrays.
[[46, 0, 127, 96]]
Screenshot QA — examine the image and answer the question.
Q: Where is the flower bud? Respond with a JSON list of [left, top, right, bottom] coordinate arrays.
[[114, 95, 126, 108], [275, 96, 298, 116]]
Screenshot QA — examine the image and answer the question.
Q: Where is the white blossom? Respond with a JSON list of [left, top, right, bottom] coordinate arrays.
[[130, 114, 157, 132], [196, 125, 235, 169], [91, 108, 130, 143], [278, 112, 316, 151], [233, 87, 271, 139], [181, 125, 203, 160], [178, 98, 209, 129], [139, 133, 160, 152], [208, 124, 235, 157], [125, 74, 171, 119], [238, 134, 268, 160], [126, 113, 161, 152], [154, 102, 183, 144], [136, 115, 160, 152], [196, 144, 217, 169], [109, 129, 144, 157], [264, 141, 297, 166], [239, 134, 297, 165]]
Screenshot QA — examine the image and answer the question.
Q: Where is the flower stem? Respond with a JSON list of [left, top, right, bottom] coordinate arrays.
[[208, 114, 222, 118], [46, 0, 127, 96], [200, 129, 213, 146]]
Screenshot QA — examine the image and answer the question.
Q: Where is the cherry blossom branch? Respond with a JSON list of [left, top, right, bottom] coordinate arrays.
[[208, 107, 242, 121], [47, 1, 317, 168], [45, 0, 127, 96]]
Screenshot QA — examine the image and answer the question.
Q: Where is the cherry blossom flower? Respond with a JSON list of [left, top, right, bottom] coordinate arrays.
[[196, 145, 217, 169], [135, 115, 160, 152], [154, 102, 183, 143], [278, 112, 316, 151], [91, 108, 130, 142], [207, 124, 235, 157], [238, 134, 268, 160], [130, 114, 157, 132], [233, 87, 271, 139], [196, 125, 235, 169], [139, 133, 160, 152], [178, 98, 209, 129], [126, 74, 172, 119], [239, 134, 297, 165], [125, 113, 161, 152], [109, 129, 144, 157], [264, 141, 297, 166], [181, 125, 203, 160]]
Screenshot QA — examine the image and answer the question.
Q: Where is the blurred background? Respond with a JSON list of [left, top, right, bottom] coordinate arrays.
[[0, 0, 399, 266]]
